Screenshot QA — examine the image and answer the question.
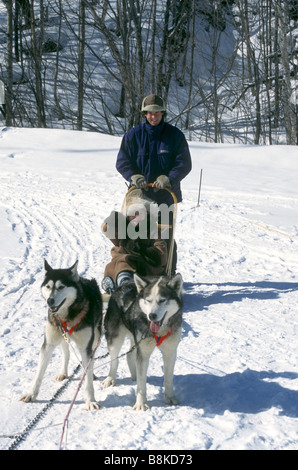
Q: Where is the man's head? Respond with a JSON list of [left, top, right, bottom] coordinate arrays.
[[141, 94, 165, 126]]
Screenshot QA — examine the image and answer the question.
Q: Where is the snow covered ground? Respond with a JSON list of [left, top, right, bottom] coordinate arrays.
[[0, 126, 298, 451]]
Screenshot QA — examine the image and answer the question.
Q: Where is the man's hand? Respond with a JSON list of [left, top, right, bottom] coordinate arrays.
[[131, 174, 147, 188], [152, 175, 171, 190]]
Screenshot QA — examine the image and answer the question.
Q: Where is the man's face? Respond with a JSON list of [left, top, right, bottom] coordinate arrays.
[[145, 111, 163, 126]]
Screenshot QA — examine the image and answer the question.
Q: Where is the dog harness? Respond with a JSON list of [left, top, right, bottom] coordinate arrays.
[[153, 328, 173, 347], [55, 302, 88, 336]]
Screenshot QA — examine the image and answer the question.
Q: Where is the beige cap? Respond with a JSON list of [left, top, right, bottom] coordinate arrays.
[[141, 94, 166, 112]]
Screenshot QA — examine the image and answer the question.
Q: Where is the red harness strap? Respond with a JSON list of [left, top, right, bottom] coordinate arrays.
[[56, 303, 88, 336], [153, 328, 173, 347]]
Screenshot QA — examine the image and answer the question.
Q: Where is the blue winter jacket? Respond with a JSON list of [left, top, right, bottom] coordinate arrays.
[[116, 119, 192, 205]]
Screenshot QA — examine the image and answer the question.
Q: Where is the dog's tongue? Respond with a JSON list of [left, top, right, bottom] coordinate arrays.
[[150, 321, 160, 333]]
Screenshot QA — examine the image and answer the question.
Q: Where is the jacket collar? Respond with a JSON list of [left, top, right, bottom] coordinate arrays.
[[144, 118, 165, 137]]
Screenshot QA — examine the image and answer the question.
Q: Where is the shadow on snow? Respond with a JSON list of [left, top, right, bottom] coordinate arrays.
[[174, 369, 298, 418], [176, 282, 298, 418], [183, 281, 298, 313]]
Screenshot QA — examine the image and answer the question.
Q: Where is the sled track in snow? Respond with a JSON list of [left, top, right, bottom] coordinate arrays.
[[6, 364, 81, 451], [2, 148, 298, 450], [0, 172, 108, 293], [0, 172, 114, 450]]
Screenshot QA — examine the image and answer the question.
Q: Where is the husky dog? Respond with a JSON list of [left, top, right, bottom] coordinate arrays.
[[20, 260, 103, 410], [103, 273, 183, 410]]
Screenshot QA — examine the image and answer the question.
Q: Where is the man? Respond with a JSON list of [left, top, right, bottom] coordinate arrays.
[[115, 94, 192, 275], [116, 94, 192, 207]]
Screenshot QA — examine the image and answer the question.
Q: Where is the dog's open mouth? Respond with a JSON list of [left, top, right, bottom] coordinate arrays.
[[49, 299, 66, 314], [150, 321, 161, 333], [149, 312, 168, 333]]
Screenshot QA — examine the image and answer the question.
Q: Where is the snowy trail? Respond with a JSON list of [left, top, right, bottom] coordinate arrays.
[[1, 128, 298, 450]]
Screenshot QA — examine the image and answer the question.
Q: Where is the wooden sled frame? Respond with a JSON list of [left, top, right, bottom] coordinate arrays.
[[122, 184, 177, 277]]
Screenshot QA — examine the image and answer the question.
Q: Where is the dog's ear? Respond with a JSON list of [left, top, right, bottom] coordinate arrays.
[[44, 259, 52, 272], [134, 273, 148, 292], [69, 260, 79, 282], [168, 273, 183, 297]]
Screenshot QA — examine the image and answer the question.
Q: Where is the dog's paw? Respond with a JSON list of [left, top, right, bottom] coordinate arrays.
[[164, 395, 179, 406], [19, 393, 36, 403], [102, 376, 116, 388], [85, 401, 101, 411], [56, 374, 68, 381], [132, 401, 149, 411]]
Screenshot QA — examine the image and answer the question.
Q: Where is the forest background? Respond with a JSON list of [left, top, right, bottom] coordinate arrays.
[[0, 0, 297, 145]]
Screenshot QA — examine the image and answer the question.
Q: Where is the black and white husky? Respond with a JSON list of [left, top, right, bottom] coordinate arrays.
[[103, 273, 183, 410], [20, 260, 103, 410]]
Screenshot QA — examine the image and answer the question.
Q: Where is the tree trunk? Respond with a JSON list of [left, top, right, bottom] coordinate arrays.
[[276, 0, 296, 144], [78, 0, 85, 130], [5, 0, 13, 126], [30, 0, 46, 127]]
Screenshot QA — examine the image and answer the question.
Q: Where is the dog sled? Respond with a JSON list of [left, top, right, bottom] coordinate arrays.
[[122, 183, 178, 277], [101, 184, 178, 302]]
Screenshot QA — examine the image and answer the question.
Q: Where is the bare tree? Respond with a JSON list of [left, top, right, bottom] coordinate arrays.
[[53, 0, 64, 121], [275, 0, 297, 144], [29, 0, 46, 126], [77, 0, 85, 130], [3, 0, 14, 125], [0, 0, 296, 143]]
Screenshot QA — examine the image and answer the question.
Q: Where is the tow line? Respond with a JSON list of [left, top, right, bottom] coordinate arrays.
[[6, 364, 81, 451]]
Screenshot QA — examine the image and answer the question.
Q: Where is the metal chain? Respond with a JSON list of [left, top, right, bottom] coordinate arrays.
[[7, 363, 81, 451]]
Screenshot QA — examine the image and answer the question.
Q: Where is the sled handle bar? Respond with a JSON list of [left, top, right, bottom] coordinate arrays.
[[124, 183, 178, 206]]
